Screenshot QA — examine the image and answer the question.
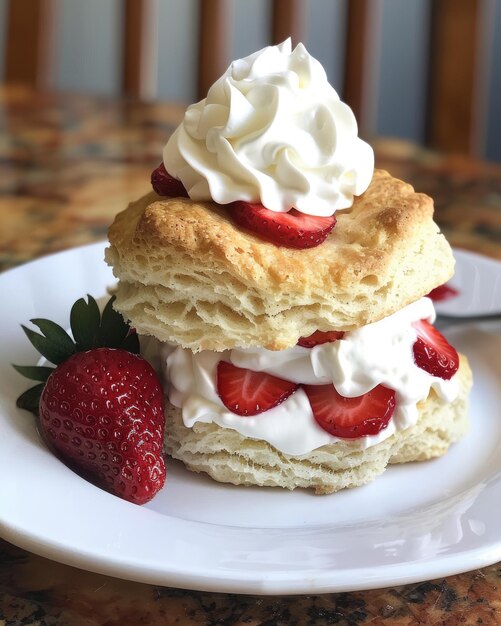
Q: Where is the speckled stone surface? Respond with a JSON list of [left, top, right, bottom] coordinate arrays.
[[2, 86, 501, 625]]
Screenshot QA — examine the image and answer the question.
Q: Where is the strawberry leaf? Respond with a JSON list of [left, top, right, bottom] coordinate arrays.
[[120, 331, 140, 354], [70, 295, 100, 350], [22, 322, 75, 365], [99, 296, 130, 348], [16, 383, 45, 415], [12, 364, 54, 382], [17, 292, 138, 412]]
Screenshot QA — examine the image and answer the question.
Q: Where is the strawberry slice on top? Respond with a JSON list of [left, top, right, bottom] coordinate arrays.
[[412, 319, 459, 380], [297, 330, 345, 348], [217, 361, 299, 416], [231, 201, 336, 249], [304, 384, 396, 439], [151, 163, 189, 198]]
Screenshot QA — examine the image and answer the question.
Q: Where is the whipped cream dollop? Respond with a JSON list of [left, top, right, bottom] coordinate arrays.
[[163, 39, 374, 216], [160, 298, 459, 456]]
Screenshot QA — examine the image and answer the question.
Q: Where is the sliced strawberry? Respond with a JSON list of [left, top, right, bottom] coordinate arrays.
[[298, 330, 345, 348], [304, 384, 395, 439], [412, 319, 459, 380], [231, 201, 336, 249], [427, 283, 459, 302], [216, 361, 298, 416], [151, 163, 189, 198]]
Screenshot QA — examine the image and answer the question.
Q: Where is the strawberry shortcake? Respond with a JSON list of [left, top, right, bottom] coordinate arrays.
[[106, 40, 472, 494]]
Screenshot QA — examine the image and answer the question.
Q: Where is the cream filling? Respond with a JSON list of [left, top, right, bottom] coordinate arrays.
[[163, 39, 374, 216], [157, 298, 458, 456]]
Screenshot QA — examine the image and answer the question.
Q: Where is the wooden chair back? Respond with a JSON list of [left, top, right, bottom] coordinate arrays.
[[2, 0, 494, 157]]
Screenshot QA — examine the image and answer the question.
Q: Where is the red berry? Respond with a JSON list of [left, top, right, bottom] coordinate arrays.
[[427, 283, 459, 302], [151, 163, 189, 198], [304, 384, 395, 439], [216, 361, 298, 416], [38, 348, 166, 505], [412, 319, 459, 380], [231, 201, 336, 249], [297, 330, 345, 348]]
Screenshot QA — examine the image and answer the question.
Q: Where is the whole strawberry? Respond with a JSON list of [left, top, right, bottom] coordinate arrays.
[[14, 295, 165, 505]]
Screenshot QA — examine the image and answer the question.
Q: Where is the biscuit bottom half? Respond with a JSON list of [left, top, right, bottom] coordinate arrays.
[[163, 355, 472, 494]]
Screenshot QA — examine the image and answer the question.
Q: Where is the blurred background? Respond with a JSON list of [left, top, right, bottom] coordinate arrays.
[[0, 0, 500, 161]]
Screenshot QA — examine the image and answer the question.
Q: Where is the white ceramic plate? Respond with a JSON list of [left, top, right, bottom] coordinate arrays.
[[1, 243, 501, 595]]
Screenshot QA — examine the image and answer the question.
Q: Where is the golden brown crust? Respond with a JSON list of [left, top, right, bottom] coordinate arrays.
[[106, 170, 454, 351], [112, 171, 436, 293]]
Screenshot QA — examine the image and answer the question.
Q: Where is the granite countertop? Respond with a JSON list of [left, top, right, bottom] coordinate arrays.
[[2, 86, 501, 625]]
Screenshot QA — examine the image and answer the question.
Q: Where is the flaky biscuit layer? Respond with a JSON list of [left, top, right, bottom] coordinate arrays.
[[106, 170, 454, 351], [163, 356, 472, 494]]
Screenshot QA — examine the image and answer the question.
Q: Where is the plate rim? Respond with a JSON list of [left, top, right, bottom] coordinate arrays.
[[1, 241, 501, 595]]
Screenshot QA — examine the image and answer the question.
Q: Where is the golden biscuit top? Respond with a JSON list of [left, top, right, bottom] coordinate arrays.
[[107, 170, 454, 350], [109, 170, 449, 298]]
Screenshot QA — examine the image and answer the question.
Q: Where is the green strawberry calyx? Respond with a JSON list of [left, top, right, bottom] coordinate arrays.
[[14, 295, 139, 415]]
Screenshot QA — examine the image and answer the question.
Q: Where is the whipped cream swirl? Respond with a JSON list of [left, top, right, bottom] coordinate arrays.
[[163, 39, 374, 216], [159, 299, 459, 456]]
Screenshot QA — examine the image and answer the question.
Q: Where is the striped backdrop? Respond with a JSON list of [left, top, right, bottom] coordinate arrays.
[[0, 0, 499, 161]]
